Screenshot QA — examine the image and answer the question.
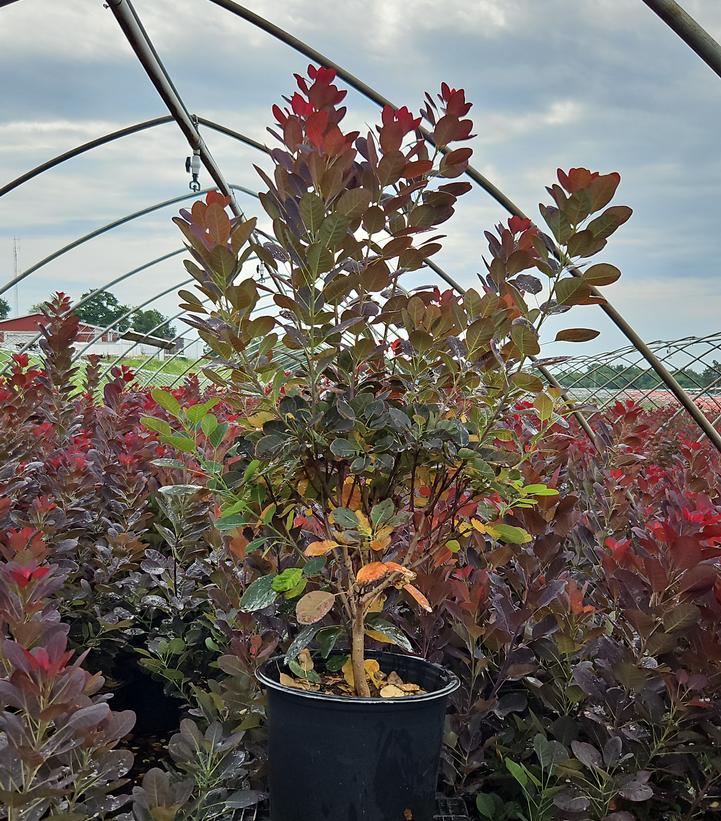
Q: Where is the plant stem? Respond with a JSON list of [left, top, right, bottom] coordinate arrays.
[[351, 604, 370, 697]]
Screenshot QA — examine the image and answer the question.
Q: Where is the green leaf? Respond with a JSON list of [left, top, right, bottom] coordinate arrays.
[[330, 507, 359, 528], [303, 556, 327, 577], [186, 397, 220, 425], [488, 524, 532, 544], [141, 416, 172, 435], [534, 393, 554, 422], [201, 413, 219, 437], [475, 792, 497, 819], [510, 323, 540, 357], [152, 389, 181, 416], [151, 458, 186, 470], [239, 576, 277, 612], [272, 567, 304, 593], [466, 318, 493, 356], [336, 398, 355, 420], [336, 187, 372, 219], [318, 213, 349, 249], [505, 758, 528, 788], [299, 192, 325, 234], [555, 277, 591, 306], [220, 498, 246, 517], [326, 654, 349, 672], [365, 616, 413, 652], [243, 459, 261, 481], [533, 733, 568, 769], [523, 484, 559, 496], [260, 503, 277, 524], [166, 435, 197, 454], [587, 205, 632, 240], [208, 422, 228, 448], [315, 626, 343, 658], [284, 577, 307, 599], [330, 438, 357, 458], [583, 262, 621, 287], [370, 498, 394, 527], [284, 625, 318, 664], [511, 371, 544, 393], [307, 242, 333, 276], [288, 659, 321, 683]]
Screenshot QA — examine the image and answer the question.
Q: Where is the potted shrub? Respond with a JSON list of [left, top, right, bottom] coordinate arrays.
[[151, 65, 631, 820]]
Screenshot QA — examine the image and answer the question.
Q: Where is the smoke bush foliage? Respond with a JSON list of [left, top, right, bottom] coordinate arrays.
[[0, 70, 719, 819]]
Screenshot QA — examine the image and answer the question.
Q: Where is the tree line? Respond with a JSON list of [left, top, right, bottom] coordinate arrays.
[[0, 292, 177, 341], [557, 361, 721, 391]]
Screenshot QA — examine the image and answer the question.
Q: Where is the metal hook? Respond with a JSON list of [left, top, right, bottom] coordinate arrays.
[[185, 149, 201, 192]]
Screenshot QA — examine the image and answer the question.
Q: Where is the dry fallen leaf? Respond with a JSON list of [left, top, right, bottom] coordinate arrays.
[[380, 684, 406, 698], [279, 672, 318, 691], [297, 648, 314, 673], [364, 659, 384, 688]]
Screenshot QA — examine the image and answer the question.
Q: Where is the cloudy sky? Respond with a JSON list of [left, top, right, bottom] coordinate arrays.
[[1, 0, 720, 359]]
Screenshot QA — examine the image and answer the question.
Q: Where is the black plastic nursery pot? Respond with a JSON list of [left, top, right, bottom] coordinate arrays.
[[257, 650, 459, 821]]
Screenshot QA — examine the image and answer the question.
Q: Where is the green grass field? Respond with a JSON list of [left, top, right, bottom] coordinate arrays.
[[0, 349, 205, 389]]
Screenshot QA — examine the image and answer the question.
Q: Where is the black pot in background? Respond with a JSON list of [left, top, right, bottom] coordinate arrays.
[[257, 650, 459, 821]]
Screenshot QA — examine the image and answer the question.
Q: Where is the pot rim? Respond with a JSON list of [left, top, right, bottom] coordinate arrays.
[[256, 649, 460, 705]]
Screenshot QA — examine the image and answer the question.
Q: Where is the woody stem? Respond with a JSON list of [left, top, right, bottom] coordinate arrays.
[[351, 602, 370, 697]]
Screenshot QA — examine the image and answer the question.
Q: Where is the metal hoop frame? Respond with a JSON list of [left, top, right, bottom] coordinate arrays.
[[1, 0, 718, 450]]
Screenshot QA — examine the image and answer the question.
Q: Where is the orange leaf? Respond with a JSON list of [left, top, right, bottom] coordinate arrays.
[[404, 583, 432, 612], [304, 540, 339, 557], [228, 530, 249, 559], [341, 477, 362, 510], [384, 561, 415, 579], [356, 562, 391, 584], [369, 535, 391, 552]]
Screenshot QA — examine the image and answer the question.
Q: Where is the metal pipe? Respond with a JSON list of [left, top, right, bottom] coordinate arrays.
[[93, 308, 186, 375], [128, 287, 272, 385], [0, 117, 172, 198], [0, 184, 257, 298], [207, 0, 519, 217], [207, 0, 721, 452], [75, 277, 194, 364], [105, 0, 242, 218], [641, 0, 721, 79], [0, 248, 185, 376], [424, 260, 599, 450], [0, 116, 267, 199], [133, 290, 277, 388]]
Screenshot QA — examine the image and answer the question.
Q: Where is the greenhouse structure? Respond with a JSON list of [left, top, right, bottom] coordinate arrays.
[[1, 1, 720, 820]]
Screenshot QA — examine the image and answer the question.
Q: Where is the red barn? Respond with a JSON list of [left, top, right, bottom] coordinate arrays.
[[0, 313, 120, 349]]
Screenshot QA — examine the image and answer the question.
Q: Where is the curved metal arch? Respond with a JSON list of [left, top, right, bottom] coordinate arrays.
[[0, 183, 257, 298], [206, 0, 721, 453], [0, 116, 267, 199], [0, 0, 596, 446], [0, 248, 186, 377], [0, 104, 599, 443], [78, 276, 194, 365], [101, 285, 271, 383]]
